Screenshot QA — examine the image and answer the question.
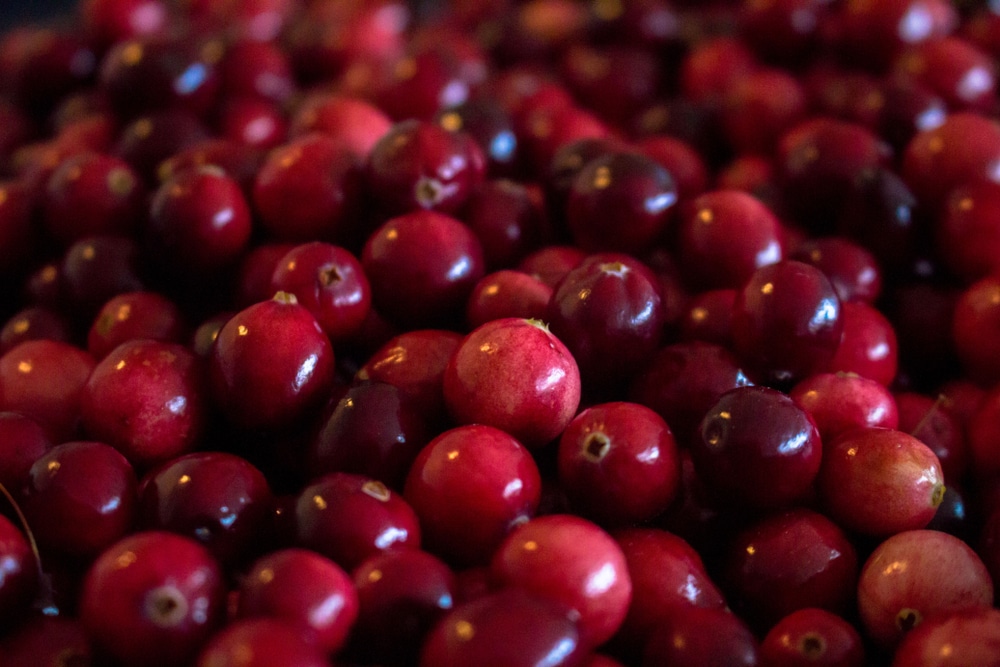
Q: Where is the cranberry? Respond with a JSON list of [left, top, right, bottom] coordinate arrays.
[[545, 253, 666, 390], [695, 385, 822, 510], [208, 292, 335, 431], [0, 513, 36, 622], [418, 590, 585, 667], [636, 135, 709, 204], [519, 104, 610, 175], [0, 180, 38, 279], [819, 427, 945, 537], [435, 100, 518, 178], [80, 0, 169, 47], [490, 514, 631, 649], [760, 608, 865, 667], [79, 531, 226, 667], [732, 259, 844, 385], [790, 237, 883, 304], [678, 288, 737, 346], [642, 606, 760, 667], [740, 0, 829, 64], [517, 244, 587, 288], [404, 424, 541, 566], [194, 618, 329, 667], [895, 391, 968, 483], [722, 68, 809, 154], [0, 412, 51, 491], [0, 615, 92, 667], [269, 242, 371, 343], [826, 301, 899, 387], [967, 385, 1000, 479], [952, 275, 1000, 385], [233, 242, 296, 308], [892, 36, 997, 113], [219, 40, 295, 105], [565, 151, 677, 255], [61, 235, 146, 320], [81, 339, 206, 469], [289, 93, 392, 159], [113, 109, 210, 184], [544, 136, 624, 223], [891, 607, 1000, 667], [557, 402, 679, 527], [0, 340, 95, 442], [877, 78, 948, 153], [611, 528, 727, 654], [858, 529, 993, 649], [138, 452, 273, 566], [466, 269, 553, 329], [361, 210, 485, 329], [838, 0, 958, 69], [294, 472, 421, 572], [156, 137, 263, 193], [350, 549, 456, 665], [0, 307, 72, 356], [86, 291, 186, 360], [461, 179, 546, 271], [679, 36, 758, 106], [237, 547, 357, 653], [443, 318, 581, 448], [7, 30, 97, 116], [789, 372, 899, 443], [42, 152, 145, 246]]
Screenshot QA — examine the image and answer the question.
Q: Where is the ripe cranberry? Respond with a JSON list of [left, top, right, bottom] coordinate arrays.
[[819, 427, 945, 537], [826, 301, 899, 387], [838, 0, 958, 69], [269, 242, 371, 343], [490, 514, 631, 649], [443, 318, 581, 448], [760, 608, 865, 667], [6, 30, 97, 116], [462, 179, 546, 270], [366, 119, 484, 216], [156, 137, 263, 192], [61, 235, 146, 320], [0, 412, 50, 491], [194, 618, 329, 667], [79, 531, 226, 667], [967, 385, 1000, 479], [350, 549, 456, 665], [294, 472, 421, 572], [679, 36, 758, 106], [418, 590, 585, 667], [42, 152, 145, 246], [310, 381, 431, 490], [519, 103, 610, 174], [233, 242, 297, 308], [732, 259, 844, 385], [790, 237, 882, 304], [219, 40, 295, 105], [0, 615, 92, 667], [676, 189, 785, 290], [699, 386, 821, 510], [740, 0, 829, 64], [877, 78, 948, 153], [362, 210, 485, 329], [290, 93, 392, 159], [858, 529, 993, 649], [952, 275, 1000, 385], [466, 270, 553, 329], [544, 137, 623, 221], [789, 372, 899, 443], [892, 36, 997, 113], [138, 452, 273, 566], [565, 151, 677, 255], [557, 402, 679, 527], [642, 606, 760, 667], [611, 528, 726, 654], [237, 547, 357, 653], [404, 425, 541, 566], [678, 288, 736, 346], [0, 307, 72, 357], [561, 45, 661, 125], [722, 68, 808, 154], [0, 340, 95, 442], [517, 244, 587, 288], [251, 133, 363, 243], [895, 392, 968, 483], [22, 440, 137, 558], [80, 0, 168, 47], [208, 292, 335, 430], [938, 180, 1000, 283], [86, 291, 186, 360], [435, 100, 518, 178], [113, 109, 210, 184], [724, 509, 859, 631], [81, 339, 206, 469], [892, 607, 1000, 667], [636, 135, 709, 204], [0, 513, 36, 622], [546, 254, 666, 390]]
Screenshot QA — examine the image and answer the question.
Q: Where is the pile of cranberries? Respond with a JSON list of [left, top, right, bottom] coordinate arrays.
[[5, 0, 1000, 664]]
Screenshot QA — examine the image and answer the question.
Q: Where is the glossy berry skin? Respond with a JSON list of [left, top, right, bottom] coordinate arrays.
[[294, 472, 421, 572], [825, 301, 899, 387], [404, 425, 541, 567], [0, 412, 51, 491], [732, 259, 844, 385], [252, 133, 362, 242], [953, 275, 1000, 385], [858, 529, 994, 649], [693, 386, 822, 510], [545, 254, 666, 391], [938, 180, 1000, 284], [790, 237, 883, 305], [79, 531, 226, 667], [891, 607, 1000, 667], [146, 166, 252, 278], [237, 548, 358, 653], [362, 210, 485, 329], [351, 549, 457, 665], [557, 402, 679, 527], [819, 428, 945, 537], [0, 514, 36, 623], [789, 372, 899, 443], [80, 0, 168, 47], [366, 119, 484, 216], [611, 528, 727, 653], [892, 37, 996, 113], [461, 180, 545, 271], [87, 291, 186, 360], [81, 340, 207, 470], [466, 270, 553, 329], [138, 452, 273, 566], [566, 151, 677, 255], [490, 514, 632, 649], [418, 590, 585, 667], [270, 242, 371, 343], [895, 392, 967, 484], [760, 608, 865, 667], [22, 440, 137, 558], [208, 293, 335, 430], [1, 306, 73, 357], [60, 235, 146, 319], [724, 509, 859, 631], [0, 340, 95, 442], [517, 245, 587, 288], [676, 189, 785, 290], [443, 318, 581, 448], [194, 618, 329, 667], [289, 93, 391, 159], [641, 606, 760, 667]]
